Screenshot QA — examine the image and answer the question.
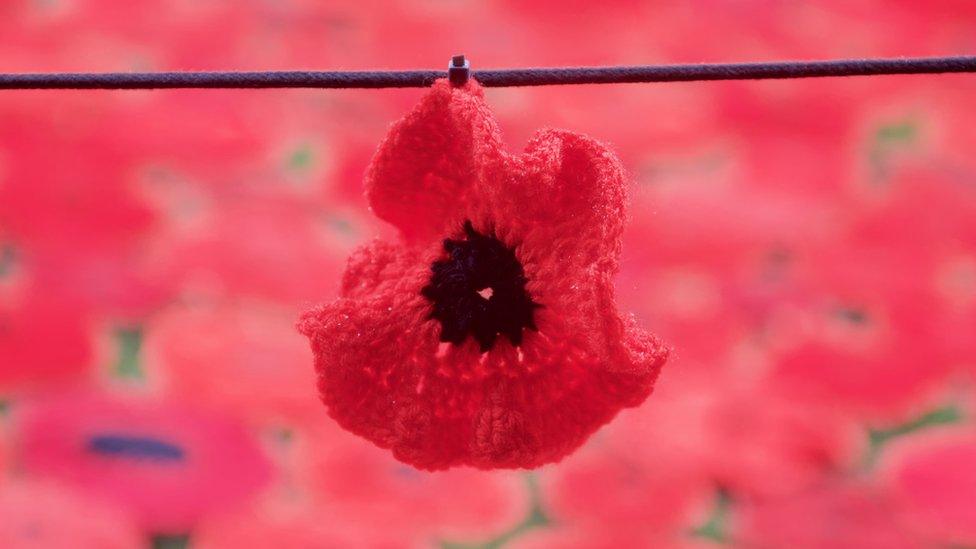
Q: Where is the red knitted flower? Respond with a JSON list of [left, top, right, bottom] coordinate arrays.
[[298, 79, 668, 470]]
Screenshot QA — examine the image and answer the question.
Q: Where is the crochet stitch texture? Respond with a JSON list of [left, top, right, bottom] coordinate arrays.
[[298, 79, 668, 470]]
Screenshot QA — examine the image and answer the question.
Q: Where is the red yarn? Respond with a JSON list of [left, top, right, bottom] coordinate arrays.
[[298, 79, 668, 470]]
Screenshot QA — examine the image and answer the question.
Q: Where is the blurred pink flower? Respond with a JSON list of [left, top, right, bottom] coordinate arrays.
[[93, 93, 270, 178], [771, 331, 947, 421], [496, 0, 655, 67], [541, 430, 710, 544], [770, 168, 972, 420], [167, 193, 344, 305], [884, 429, 976, 545], [0, 422, 8, 476], [607, 367, 862, 500], [735, 482, 922, 549], [309, 425, 527, 542], [19, 393, 272, 534], [0, 101, 172, 321], [543, 368, 853, 546], [697, 392, 861, 497], [0, 289, 92, 392], [0, 109, 155, 254], [619, 178, 828, 369], [714, 80, 865, 195], [879, 169, 976, 370], [194, 497, 413, 549], [28, 247, 172, 322], [145, 301, 319, 421], [509, 524, 715, 549], [0, 480, 143, 549]]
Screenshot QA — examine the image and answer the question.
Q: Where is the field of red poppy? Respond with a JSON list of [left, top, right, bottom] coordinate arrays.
[[2, 1, 976, 548]]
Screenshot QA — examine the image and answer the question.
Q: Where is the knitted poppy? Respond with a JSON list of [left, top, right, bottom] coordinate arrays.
[[298, 79, 668, 470]]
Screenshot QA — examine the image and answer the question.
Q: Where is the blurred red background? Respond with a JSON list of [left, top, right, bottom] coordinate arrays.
[[1, 1, 976, 548]]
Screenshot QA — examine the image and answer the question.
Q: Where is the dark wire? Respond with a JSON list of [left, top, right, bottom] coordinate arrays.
[[1, 55, 975, 90]]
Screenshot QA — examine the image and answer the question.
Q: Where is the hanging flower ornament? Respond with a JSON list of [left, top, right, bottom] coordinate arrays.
[[299, 78, 668, 470]]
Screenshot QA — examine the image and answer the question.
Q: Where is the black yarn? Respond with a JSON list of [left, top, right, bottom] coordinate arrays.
[[422, 221, 540, 353], [1, 55, 974, 89]]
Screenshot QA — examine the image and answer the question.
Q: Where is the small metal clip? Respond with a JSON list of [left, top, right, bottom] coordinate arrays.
[[448, 55, 470, 87]]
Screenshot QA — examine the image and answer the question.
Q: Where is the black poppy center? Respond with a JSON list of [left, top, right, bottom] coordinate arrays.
[[422, 221, 540, 352], [87, 433, 186, 462]]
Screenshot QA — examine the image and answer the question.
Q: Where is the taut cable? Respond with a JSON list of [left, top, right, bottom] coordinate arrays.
[[1, 55, 974, 90]]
